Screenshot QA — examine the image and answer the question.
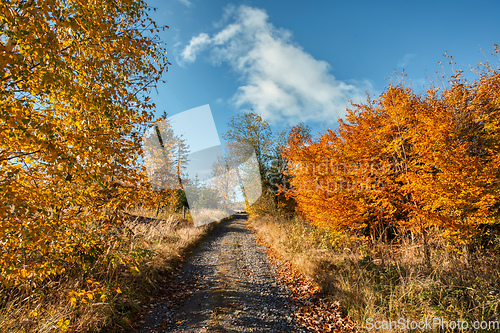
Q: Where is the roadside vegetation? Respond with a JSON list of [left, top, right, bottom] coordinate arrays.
[[0, 202, 228, 332], [249, 212, 500, 332], [240, 52, 500, 332], [2, 0, 499, 331]]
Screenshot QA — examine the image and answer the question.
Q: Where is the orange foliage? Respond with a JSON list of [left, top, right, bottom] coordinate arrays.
[[283, 65, 500, 242]]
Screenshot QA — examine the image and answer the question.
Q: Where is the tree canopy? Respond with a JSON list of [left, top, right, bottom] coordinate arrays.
[[283, 64, 500, 244], [0, 0, 168, 287]]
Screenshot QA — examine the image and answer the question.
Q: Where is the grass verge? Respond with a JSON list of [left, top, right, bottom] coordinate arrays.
[[0, 208, 232, 332], [248, 214, 500, 332]]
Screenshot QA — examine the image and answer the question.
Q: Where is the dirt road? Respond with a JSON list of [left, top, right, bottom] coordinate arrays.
[[135, 213, 310, 332]]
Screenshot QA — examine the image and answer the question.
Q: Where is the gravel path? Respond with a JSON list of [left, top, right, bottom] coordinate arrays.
[[135, 213, 310, 332]]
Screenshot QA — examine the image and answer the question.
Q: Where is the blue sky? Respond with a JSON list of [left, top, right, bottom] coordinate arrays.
[[146, 0, 500, 139]]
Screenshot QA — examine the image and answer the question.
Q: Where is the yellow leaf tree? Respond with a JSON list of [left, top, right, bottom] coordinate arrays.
[[0, 0, 168, 286]]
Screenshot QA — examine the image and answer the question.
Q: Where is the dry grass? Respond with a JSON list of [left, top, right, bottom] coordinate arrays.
[[0, 209, 224, 332], [249, 214, 500, 332], [190, 207, 236, 226]]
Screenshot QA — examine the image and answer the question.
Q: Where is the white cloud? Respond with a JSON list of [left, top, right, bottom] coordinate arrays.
[[398, 53, 416, 68], [179, 33, 210, 64], [179, 5, 370, 124]]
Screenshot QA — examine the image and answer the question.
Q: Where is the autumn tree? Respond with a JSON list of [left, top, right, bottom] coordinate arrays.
[[254, 123, 311, 216], [223, 111, 273, 187], [209, 153, 240, 210], [223, 112, 313, 214], [283, 59, 500, 249], [0, 0, 168, 287], [142, 117, 189, 215]]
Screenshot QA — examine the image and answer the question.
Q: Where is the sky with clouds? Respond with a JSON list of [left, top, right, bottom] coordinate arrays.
[[146, 0, 500, 137]]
